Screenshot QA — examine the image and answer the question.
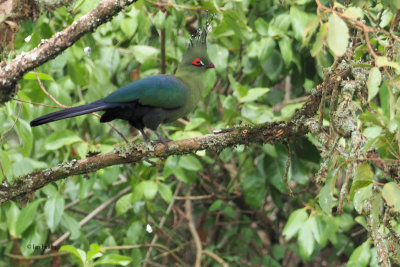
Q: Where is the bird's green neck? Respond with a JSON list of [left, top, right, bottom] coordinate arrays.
[[175, 67, 206, 93]]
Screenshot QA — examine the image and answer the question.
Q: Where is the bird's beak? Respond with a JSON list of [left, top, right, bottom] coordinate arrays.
[[206, 63, 215, 69]]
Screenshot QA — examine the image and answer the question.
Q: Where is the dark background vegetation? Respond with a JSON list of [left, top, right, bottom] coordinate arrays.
[[0, 0, 400, 266]]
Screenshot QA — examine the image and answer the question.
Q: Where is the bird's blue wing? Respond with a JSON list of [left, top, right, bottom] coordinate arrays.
[[103, 75, 189, 109]]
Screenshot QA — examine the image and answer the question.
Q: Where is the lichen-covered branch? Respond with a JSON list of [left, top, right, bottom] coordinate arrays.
[[0, 0, 137, 104], [0, 116, 311, 204]]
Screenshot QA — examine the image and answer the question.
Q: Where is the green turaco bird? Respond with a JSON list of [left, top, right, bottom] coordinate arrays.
[[30, 27, 214, 147]]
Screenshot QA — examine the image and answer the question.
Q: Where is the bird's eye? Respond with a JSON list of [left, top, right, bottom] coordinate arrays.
[[192, 58, 204, 66]]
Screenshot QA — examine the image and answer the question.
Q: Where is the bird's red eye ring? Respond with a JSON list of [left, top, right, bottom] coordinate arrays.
[[192, 58, 204, 66]]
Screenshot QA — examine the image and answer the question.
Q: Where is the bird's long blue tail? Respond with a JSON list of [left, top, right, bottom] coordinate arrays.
[[30, 101, 113, 127]]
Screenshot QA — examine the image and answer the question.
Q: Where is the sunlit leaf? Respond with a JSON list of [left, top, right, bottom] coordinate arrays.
[[367, 67, 382, 101], [327, 14, 349, 56], [382, 182, 400, 212]]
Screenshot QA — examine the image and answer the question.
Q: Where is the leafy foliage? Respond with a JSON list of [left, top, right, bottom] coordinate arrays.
[[0, 0, 400, 266]]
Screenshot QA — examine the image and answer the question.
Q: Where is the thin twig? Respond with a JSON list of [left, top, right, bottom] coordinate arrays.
[[143, 182, 185, 267], [0, 103, 22, 180], [174, 194, 213, 200], [47, 187, 131, 252], [185, 188, 202, 267], [337, 164, 352, 214], [202, 250, 228, 267], [0, 103, 23, 145], [283, 142, 293, 196], [12, 98, 61, 108]]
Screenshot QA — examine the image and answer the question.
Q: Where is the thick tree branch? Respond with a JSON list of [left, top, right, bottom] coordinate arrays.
[[0, 115, 317, 204], [0, 85, 324, 204], [0, 0, 137, 104]]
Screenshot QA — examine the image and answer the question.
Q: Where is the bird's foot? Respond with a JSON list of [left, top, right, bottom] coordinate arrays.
[[152, 137, 172, 150], [154, 130, 172, 150], [139, 128, 150, 142]]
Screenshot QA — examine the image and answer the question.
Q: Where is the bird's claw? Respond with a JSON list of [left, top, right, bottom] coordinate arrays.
[[152, 138, 172, 150]]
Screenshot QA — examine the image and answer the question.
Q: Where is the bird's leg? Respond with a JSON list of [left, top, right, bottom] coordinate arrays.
[[154, 130, 172, 150], [139, 128, 150, 142]]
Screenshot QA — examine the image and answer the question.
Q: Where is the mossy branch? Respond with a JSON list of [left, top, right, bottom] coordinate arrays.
[[0, 0, 137, 104], [0, 101, 320, 204]]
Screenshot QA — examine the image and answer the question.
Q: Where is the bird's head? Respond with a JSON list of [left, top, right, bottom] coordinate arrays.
[[179, 23, 214, 73]]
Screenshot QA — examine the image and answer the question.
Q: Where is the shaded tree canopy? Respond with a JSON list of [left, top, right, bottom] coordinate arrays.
[[0, 0, 400, 266]]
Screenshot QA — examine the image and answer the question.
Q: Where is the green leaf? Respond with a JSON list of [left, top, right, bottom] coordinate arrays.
[[367, 67, 382, 101], [382, 182, 400, 212], [279, 36, 292, 66], [16, 199, 43, 235], [209, 199, 223, 212], [272, 244, 285, 260], [349, 162, 374, 200], [208, 44, 229, 72], [343, 7, 364, 19], [327, 14, 349, 56], [241, 172, 266, 208], [20, 221, 48, 257], [254, 17, 269, 36], [261, 50, 284, 81], [379, 83, 391, 119], [298, 217, 315, 261], [310, 214, 330, 247], [0, 150, 11, 183], [142, 181, 158, 200], [45, 130, 82, 150], [239, 88, 270, 103], [319, 179, 334, 214], [290, 6, 315, 41], [60, 245, 86, 266], [68, 61, 87, 86], [44, 194, 65, 232], [311, 23, 328, 57], [5, 202, 20, 237], [353, 184, 373, 214], [258, 147, 289, 193], [87, 244, 103, 261], [179, 155, 203, 171], [256, 38, 276, 62], [355, 163, 374, 182], [158, 183, 173, 203], [153, 10, 166, 30], [283, 208, 308, 240], [61, 213, 81, 240], [94, 254, 132, 266], [348, 241, 371, 267], [126, 221, 144, 244], [131, 45, 159, 63], [23, 72, 54, 81], [338, 213, 354, 231], [184, 118, 206, 131], [376, 56, 400, 72], [116, 193, 133, 215], [121, 17, 138, 37], [16, 120, 33, 157], [303, 17, 320, 45]]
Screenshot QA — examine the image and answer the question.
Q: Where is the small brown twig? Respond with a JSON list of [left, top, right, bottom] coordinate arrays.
[[174, 194, 213, 200], [337, 164, 352, 214], [47, 187, 131, 253], [0, 102, 22, 181], [12, 97, 61, 108], [202, 250, 228, 267], [283, 142, 293, 196], [185, 188, 202, 267], [0, 102, 23, 145], [143, 182, 184, 267]]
